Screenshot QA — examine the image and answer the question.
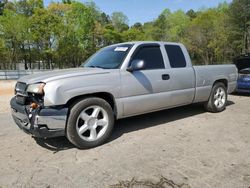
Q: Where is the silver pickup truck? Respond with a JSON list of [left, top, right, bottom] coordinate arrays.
[[10, 41, 237, 148]]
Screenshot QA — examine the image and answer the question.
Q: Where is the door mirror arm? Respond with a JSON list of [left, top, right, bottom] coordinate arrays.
[[126, 67, 133, 72]]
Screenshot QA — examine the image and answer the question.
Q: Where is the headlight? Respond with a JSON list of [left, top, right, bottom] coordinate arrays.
[[26, 83, 45, 94]]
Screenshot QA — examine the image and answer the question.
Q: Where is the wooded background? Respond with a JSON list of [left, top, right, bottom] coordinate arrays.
[[0, 0, 249, 70]]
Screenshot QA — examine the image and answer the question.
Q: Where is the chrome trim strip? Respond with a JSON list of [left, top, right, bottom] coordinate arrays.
[[36, 108, 68, 129]]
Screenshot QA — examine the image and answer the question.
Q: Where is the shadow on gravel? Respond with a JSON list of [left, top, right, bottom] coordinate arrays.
[[34, 101, 235, 151], [34, 136, 74, 153], [231, 92, 250, 97], [109, 102, 234, 142], [227, 100, 235, 106]]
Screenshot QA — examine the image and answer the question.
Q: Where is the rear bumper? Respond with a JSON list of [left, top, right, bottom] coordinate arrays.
[[236, 88, 250, 93], [236, 81, 250, 93], [10, 97, 68, 138]]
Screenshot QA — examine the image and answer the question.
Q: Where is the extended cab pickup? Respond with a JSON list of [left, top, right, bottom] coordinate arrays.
[[10, 41, 238, 148]]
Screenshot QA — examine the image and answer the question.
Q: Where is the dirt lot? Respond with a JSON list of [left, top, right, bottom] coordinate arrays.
[[0, 81, 15, 114], [0, 81, 250, 188]]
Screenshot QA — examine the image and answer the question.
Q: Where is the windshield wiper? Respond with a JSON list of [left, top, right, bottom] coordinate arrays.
[[88, 65, 105, 69], [87, 65, 113, 69]]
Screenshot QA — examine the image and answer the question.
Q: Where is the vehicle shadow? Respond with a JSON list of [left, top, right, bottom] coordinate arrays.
[[35, 101, 235, 151], [34, 136, 74, 153], [230, 92, 250, 97], [109, 101, 235, 142]]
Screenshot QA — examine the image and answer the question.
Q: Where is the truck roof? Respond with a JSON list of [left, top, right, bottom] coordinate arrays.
[[110, 41, 183, 46]]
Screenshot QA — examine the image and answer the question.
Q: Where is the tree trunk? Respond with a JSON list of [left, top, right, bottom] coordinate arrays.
[[244, 32, 248, 54]]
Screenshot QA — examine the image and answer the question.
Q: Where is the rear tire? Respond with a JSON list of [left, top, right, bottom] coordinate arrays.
[[204, 82, 227, 113], [66, 97, 114, 149]]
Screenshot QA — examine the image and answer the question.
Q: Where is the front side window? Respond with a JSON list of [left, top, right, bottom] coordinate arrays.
[[131, 46, 165, 70], [83, 44, 133, 69]]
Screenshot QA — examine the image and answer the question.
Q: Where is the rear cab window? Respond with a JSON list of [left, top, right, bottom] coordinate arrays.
[[164, 45, 187, 68]]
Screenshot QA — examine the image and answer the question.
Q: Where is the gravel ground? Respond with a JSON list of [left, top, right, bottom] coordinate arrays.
[[0, 81, 15, 114], [0, 81, 250, 188]]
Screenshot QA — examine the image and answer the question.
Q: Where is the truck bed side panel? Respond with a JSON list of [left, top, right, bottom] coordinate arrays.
[[193, 65, 237, 103]]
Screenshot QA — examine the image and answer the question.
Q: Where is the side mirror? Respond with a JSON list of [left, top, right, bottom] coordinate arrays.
[[127, 60, 145, 72]]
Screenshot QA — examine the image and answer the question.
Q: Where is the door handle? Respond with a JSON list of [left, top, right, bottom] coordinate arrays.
[[162, 74, 170, 80]]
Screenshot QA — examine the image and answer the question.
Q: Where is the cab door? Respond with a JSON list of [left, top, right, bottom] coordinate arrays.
[[120, 44, 171, 117], [163, 44, 196, 107]]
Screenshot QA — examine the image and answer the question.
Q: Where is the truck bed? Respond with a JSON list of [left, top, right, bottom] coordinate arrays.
[[193, 64, 238, 103]]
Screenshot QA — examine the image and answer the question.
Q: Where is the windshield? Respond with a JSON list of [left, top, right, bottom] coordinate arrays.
[[82, 44, 133, 69]]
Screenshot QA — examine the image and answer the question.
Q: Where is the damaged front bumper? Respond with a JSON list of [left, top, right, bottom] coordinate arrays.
[[10, 97, 68, 138]]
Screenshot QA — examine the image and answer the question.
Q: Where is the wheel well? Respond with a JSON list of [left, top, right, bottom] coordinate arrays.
[[213, 79, 228, 88], [66, 92, 116, 111]]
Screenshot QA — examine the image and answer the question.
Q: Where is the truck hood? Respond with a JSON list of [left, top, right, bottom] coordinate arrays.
[[233, 55, 250, 72], [18, 68, 110, 84]]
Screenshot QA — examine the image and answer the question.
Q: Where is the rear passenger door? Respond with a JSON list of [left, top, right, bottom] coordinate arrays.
[[163, 44, 196, 106], [120, 44, 171, 117]]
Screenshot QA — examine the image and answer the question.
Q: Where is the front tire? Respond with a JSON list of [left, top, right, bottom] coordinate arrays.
[[204, 82, 227, 113], [66, 97, 114, 149]]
